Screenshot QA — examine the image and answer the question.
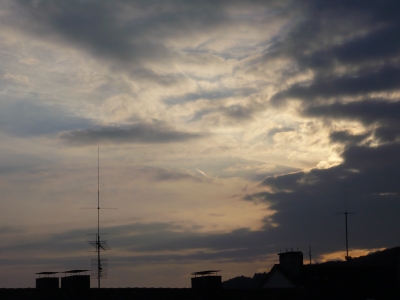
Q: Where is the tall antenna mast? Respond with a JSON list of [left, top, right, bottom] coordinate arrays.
[[82, 148, 116, 288], [336, 180, 355, 261], [309, 245, 312, 264], [97, 147, 101, 289]]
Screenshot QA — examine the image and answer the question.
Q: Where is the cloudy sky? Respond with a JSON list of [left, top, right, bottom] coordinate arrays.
[[1, 0, 400, 288]]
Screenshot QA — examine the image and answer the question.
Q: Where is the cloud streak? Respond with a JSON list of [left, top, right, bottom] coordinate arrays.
[[59, 122, 206, 145]]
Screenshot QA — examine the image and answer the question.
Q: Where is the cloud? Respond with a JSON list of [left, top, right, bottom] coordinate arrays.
[[189, 100, 264, 127], [259, 0, 400, 147], [328, 26, 400, 64], [136, 166, 206, 182], [0, 226, 25, 234], [12, 0, 247, 66], [59, 121, 206, 145], [329, 130, 371, 146], [266, 127, 295, 143], [0, 221, 271, 266], [14, 0, 169, 64], [271, 66, 400, 105], [165, 88, 258, 105], [304, 100, 400, 142], [244, 142, 400, 254], [267, 0, 400, 67], [304, 100, 400, 125], [221, 104, 255, 121], [2, 0, 400, 288], [263, 0, 400, 114]]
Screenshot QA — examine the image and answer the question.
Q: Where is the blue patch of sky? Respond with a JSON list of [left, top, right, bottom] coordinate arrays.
[[0, 100, 94, 137]]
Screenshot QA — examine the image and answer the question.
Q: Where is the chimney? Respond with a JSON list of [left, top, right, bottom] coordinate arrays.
[[278, 250, 303, 278]]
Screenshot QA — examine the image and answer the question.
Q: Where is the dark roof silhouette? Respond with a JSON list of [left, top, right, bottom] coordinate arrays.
[[61, 270, 89, 274], [191, 270, 221, 276]]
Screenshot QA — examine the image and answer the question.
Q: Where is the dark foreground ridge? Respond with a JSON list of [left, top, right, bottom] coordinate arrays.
[[1, 286, 399, 300], [2, 247, 400, 299], [223, 246, 400, 289]]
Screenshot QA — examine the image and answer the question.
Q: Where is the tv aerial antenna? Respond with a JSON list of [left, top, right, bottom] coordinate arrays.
[[335, 180, 356, 261], [81, 147, 117, 288]]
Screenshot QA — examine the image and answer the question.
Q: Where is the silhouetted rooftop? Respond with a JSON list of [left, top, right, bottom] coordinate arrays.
[[191, 270, 221, 276], [61, 270, 89, 274]]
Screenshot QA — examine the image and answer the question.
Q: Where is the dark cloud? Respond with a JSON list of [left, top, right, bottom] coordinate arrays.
[[190, 102, 261, 125], [107, 227, 272, 263], [310, 0, 400, 24], [271, 66, 400, 105], [136, 166, 205, 182], [248, 0, 400, 250], [331, 25, 400, 64], [374, 125, 400, 143], [329, 130, 371, 146], [264, 0, 400, 129], [304, 100, 400, 125], [266, 127, 295, 143], [271, 0, 400, 68], [59, 122, 206, 145], [0, 222, 273, 266], [14, 0, 172, 64], [244, 142, 400, 254], [263, 0, 400, 145], [304, 100, 400, 142], [13, 0, 241, 66], [165, 88, 258, 105], [10, 0, 292, 95]]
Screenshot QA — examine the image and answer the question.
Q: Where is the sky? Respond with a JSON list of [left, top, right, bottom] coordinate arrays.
[[1, 0, 400, 288]]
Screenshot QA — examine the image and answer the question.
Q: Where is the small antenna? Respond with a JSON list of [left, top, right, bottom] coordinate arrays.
[[309, 246, 312, 264], [335, 180, 356, 261]]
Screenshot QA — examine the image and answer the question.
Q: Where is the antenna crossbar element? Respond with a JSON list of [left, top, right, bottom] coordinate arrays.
[[88, 240, 111, 251]]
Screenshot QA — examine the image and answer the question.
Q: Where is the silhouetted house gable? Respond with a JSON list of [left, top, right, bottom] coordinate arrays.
[[261, 265, 303, 289], [258, 251, 305, 289]]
